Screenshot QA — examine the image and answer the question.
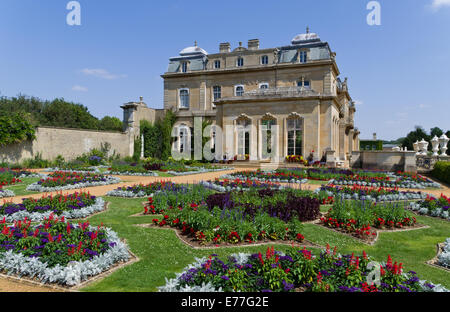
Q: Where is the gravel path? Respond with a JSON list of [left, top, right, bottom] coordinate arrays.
[[1, 168, 448, 292]]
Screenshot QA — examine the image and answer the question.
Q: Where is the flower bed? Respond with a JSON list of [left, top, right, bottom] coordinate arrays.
[[144, 187, 323, 246], [437, 238, 450, 269], [221, 173, 308, 184], [44, 167, 100, 174], [315, 184, 428, 202], [329, 172, 441, 189], [0, 192, 106, 222], [0, 168, 23, 187], [0, 216, 130, 286], [320, 200, 419, 243], [159, 245, 448, 292], [408, 194, 450, 220], [106, 181, 185, 198], [200, 178, 284, 192], [26, 171, 120, 192]]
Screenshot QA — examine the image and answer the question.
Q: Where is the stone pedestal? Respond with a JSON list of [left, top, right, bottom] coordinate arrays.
[[326, 150, 336, 168]]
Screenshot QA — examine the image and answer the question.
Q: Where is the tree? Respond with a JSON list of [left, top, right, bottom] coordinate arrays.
[[99, 116, 123, 132], [430, 127, 444, 139], [400, 126, 430, 151], [0, 94, 122, 131], [0, 112, 36, 146]]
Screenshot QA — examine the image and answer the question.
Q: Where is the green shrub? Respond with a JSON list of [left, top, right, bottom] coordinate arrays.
[[432, 161, 450, 184]]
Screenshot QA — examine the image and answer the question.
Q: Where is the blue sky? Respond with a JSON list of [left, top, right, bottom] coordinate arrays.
[[0, 0, 449, 140]]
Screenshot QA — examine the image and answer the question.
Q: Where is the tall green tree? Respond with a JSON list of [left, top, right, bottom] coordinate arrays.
[[0, 112, 36, 146]]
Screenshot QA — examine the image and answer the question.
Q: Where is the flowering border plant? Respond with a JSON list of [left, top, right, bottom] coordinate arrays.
[[0, 215, 130, 286], [159, 245, 448, 292]]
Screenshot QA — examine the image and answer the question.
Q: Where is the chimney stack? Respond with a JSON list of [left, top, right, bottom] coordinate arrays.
[[219, 42, 231, 53], [248, 39, 260, 50]]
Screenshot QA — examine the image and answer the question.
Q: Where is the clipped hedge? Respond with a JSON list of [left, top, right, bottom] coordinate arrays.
[[432, 161, 450, 185]]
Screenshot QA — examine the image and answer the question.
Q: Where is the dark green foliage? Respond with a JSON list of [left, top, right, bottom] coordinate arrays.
[[432, 161, 450, 184], [0, 94, 121, 132], [0, 112, 36, 146], [140, 110, 176, 160], [99, 116, 123, 132]]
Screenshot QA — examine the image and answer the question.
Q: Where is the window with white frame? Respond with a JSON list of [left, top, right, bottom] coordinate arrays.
[[235, 85, 244, 96], [213, 86, 221, 101], [181, 62, 188, 73], [179, 89, 190, 108], [261, 55, 269, 65], [237, 57, 244, 67], [299, 51, 307, 63], [259, 83, 269, 89], [214, 60, 221, 69], [297, 80, 311, 89]]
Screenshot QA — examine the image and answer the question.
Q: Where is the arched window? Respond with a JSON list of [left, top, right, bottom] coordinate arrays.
[[237, 57, 244, 67], [236, 116, 251, 158], [235, 85, 244, 96], [259, 82, 269, 89], [287, 115, 303, 156], [261, 115, 276, 157]]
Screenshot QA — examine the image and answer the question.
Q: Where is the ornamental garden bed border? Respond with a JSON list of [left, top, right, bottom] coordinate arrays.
[[0, 222, 134, 289], [0, 240, 139, 291], [0, 197, 109, 223], [314, 221, 430, 246], [136, 223, 321, 250], [425, 243, 450, 273], [0, 189, 15, 199], [406, 205, 450, 222], [26, 176, 121, 193]]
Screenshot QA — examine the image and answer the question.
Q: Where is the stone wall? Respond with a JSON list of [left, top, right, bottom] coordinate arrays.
[[0, 127, 132, 163], [351, 151, 417, 173]]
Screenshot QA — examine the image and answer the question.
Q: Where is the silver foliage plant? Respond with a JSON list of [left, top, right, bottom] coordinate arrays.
[[0, 189, 15, 199], [221, 173, 308, 185], [26, 176, 121, 192], [0, 197, 107, 223], [0, 226, 130, 286], [199, 180, 286, 193], [409, 202, 450, 221], [166, 166, 233, 176], [437, 238, 450, 269], [158, 252, 449, 293]]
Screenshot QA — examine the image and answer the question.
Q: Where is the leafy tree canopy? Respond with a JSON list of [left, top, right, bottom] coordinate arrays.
[[0, 94, 122, 132]]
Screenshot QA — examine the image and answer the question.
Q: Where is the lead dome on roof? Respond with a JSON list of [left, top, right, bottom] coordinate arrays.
[[180, 41, 208, 56], [291, 27, 320, 45]]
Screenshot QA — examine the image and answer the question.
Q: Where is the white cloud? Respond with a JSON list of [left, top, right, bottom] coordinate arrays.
[[430, 0, 450, 10], [72, 85, 88, 92], [418, 103, 431, 109], [80, 68, 127, 80], [354, 100, 363, 106]]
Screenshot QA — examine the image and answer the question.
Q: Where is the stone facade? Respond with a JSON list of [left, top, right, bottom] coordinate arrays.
[[160, 30, 360, 164]]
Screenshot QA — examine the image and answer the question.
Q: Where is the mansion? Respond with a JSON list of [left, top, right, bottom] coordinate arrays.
[[123, 29, 360, 165]]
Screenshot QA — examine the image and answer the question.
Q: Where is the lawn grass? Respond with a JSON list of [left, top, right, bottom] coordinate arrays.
[[305, 180, 328, 185], [80, 196, 450, 292], [4, 177, 40, 196]]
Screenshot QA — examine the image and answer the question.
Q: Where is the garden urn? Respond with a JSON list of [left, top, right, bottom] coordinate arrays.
[[431, 136, 440, 156], [418, 139, 428, 156], [413, 141, 420, 155], [439, 134, 449, 156]]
